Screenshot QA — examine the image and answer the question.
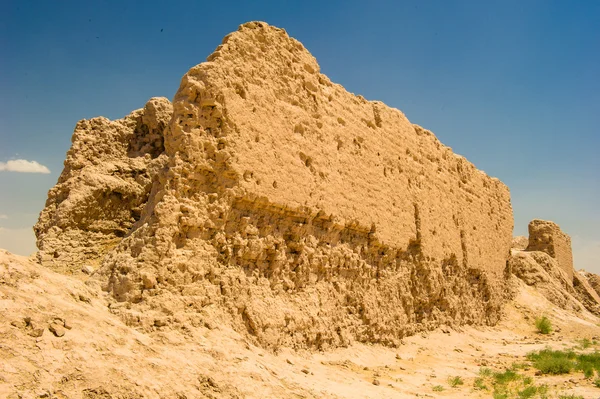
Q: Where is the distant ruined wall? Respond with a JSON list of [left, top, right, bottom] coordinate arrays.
[[39, 22, 514, 349], [34, 98, 172, 273], [526, 219, 574, 282], [511, 219, 600, 316], [573, 272, 600, 315], [582, 272, 600, 298]]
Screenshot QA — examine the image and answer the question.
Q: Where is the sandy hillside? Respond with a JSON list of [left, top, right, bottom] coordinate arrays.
[[2, 248, 599, 399]]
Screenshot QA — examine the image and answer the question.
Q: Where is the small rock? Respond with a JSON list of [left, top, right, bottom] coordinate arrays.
[[372, 379, 380, 386], [395, 353, 401, 360], [535, 370, 542, 376], [49, 323, 66, 337], [286, 359, 294, 365], [10, 320, 25, 329], [28, 328, 44, 338], [81, 265, 94, 274], [63, 319, 73, 330], [301, 368, 310, 374], [454, 348, 463, 353], [154, 318, 168, 327], [141, 272, 157, 289]]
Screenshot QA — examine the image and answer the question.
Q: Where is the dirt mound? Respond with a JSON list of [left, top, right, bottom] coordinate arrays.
[[511, 235, 528, 250], [508, 250, 583, 312], [3, 249, 600, 398]]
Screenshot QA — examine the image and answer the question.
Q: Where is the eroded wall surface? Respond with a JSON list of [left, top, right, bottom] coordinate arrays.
[[526, 219, 574, 282], [34, 98, 172, 273], [38, 22, 514, 348]]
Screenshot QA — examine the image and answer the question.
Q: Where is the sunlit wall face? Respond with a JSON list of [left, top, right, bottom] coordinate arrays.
[[1, 1, 598, 272]]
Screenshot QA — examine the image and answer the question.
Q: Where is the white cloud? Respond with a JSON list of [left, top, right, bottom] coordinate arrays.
[[0, 227, 37, 256], [0, 159, 50, 174], [0, 214, 7, 219]]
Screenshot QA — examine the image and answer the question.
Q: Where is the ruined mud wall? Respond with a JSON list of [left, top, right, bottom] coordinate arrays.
[[526, 219, 574, 282], [581, 271, 600, 298], [511, 219, 600, 316], [39, 22, 514, 348], [35, 98, 172, 273], [95, 23, 513, 348]]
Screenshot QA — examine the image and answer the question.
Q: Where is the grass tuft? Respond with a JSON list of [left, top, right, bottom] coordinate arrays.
[[526, 348, 575, 374], [494, 369, 520, 384], [517, 385, 537, 399], [473, 377, 488, 390], [535, 316, 552, 334], [576, 338, 592, 349], [527, 347, 600, 377], [448, 375, 464, 387], [432, 385, 444, 392]]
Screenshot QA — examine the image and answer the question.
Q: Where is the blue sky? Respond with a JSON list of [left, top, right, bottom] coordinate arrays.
[[1, 1, 598, 272]]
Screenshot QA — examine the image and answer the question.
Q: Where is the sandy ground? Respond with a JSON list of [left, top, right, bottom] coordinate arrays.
[[1, 249, 599, 399]]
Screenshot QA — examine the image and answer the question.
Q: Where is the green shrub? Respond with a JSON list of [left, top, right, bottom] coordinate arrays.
[[448, 375, 464, 387], [432, 385, 444, 391], [535, 316, 552, 334], [473, 377, 488, 390], [581, 363, 595, 378], [527, 347, 600, 378], [511, 362, 530, 370], [577, 338, 592, 349], [517, 385, 537, 399], [558, 395, 584, 399], [494, 369, 520, 384], [526, 348, 575, 374], [575, 351, 600, 375]]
